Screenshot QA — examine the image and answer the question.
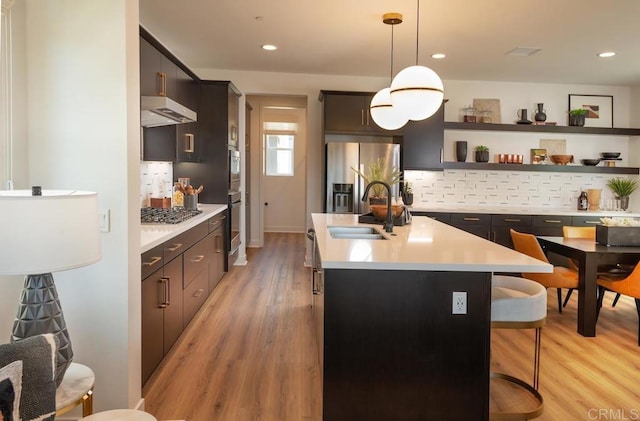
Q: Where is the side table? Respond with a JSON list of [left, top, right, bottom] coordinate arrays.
[[56, 362, 95, 417], [80, 409, 158, 420]]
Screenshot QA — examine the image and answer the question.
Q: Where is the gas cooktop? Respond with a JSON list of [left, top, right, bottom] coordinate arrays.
[[140, 207, 203, 224]]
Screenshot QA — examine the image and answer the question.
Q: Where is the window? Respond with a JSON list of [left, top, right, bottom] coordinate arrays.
[[264, 121, 297, 176]]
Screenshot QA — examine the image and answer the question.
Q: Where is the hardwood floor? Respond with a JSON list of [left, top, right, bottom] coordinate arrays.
[[144, 233, 640, 421]]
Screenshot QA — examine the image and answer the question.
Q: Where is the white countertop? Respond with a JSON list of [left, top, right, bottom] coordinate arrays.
[[407, 205, 640, 217], [312, 213, 553, 272], [141, 204, 227, 252]]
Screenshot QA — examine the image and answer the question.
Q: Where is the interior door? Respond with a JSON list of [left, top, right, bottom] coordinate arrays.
[[262, 106, 307, 233]]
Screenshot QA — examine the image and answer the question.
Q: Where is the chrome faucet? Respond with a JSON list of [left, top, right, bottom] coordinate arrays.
[[362, 181, 393, 233]]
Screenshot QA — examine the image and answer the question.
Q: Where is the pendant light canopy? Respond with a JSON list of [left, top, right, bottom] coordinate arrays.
[[369, 12, 408, 131], [390, 0, 444, 121]]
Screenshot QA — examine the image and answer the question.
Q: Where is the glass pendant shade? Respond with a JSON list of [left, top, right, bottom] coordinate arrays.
[[370, 87, 408, 130], [390, 65, 444, 121]]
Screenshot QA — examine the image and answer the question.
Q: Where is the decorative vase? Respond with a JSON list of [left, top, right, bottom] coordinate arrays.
[[569, 114, 585, 127], [455, 141, 468, 162], [475, 150, 489, 163], [516, 109, 532, 124], [534, 103, 547, 122], [403, 192, 414, 206], [619, 196, 630, 211]]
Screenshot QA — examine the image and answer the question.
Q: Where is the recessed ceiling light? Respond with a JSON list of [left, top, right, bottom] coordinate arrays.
[[598, 51, 616, 58], [261, 44, 278, 51], [431, 53, 446, 59]]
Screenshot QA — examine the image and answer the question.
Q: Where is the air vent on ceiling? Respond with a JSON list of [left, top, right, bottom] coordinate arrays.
[[505, 47, 542, 57]]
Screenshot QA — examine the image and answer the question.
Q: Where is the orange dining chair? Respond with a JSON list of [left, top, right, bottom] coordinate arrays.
[[510, 229, 579, 313], [562, 226, 628, 308], [597, 262, 640, 345]]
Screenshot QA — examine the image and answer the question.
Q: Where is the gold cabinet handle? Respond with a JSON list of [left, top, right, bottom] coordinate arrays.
[[191, 255, 205, 263], [544, 220, 562, 223], [504, 218, 521, 222], [230, 125, 238, 141], [143, 256, 162, 267], [158, 71, 166, 96], [184, 133, 195, 153], [463, 217, 480, 221], [158, 278, 168, 308], [166, 243, 182, 252], [193, 289, 204, 298]]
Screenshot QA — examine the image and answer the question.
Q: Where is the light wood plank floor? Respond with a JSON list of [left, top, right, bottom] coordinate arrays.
[[144, 233, 640, 421]]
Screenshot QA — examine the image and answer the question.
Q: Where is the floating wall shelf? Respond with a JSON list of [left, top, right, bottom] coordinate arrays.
[[443, 162, 639, 175], [444, 122, 640, 136]]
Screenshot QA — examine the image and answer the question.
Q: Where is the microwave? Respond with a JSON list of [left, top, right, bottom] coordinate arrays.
[[229, 148, 240, 192]]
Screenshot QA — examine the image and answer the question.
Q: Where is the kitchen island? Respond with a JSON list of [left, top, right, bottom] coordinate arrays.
[[311, 213, 551, 421]]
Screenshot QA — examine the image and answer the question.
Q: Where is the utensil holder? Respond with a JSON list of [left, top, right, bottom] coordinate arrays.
[[184, 194, 198, 210]]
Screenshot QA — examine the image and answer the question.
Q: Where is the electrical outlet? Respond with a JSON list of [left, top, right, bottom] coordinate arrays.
[[452, 291, 467, 315]]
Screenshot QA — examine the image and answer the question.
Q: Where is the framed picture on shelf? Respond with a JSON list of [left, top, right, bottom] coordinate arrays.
[[568, 94, 613, 128]]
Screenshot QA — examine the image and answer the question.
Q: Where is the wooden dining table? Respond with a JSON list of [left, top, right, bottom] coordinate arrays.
[[537, 236, 640, 337]]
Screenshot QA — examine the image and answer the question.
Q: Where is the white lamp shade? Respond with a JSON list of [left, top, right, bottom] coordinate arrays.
[[370, 88, 409, 130], [390, 65, 444, 121], [0, 190, 101, 275]]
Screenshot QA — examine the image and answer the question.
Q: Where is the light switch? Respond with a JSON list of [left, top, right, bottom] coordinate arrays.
[[99, 209, 110, 233]]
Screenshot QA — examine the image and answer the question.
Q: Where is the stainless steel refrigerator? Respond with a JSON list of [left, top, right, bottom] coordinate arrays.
[[325, 139, 400, 214]]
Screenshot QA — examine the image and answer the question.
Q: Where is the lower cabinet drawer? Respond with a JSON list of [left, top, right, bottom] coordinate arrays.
[[183, 269, 208, 324], [183, 237, 210, 288], [571, 215, 603, 226]]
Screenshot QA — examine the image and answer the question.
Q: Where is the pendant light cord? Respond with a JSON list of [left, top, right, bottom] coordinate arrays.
[[390, 23, 395, 81], [415, 0, 420, 65]]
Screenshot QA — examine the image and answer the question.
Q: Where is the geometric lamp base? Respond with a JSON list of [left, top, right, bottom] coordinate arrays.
[[11, 273, 73, 387]]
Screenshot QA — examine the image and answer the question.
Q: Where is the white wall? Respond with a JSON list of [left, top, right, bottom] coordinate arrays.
[[0, 0, 142, 414]]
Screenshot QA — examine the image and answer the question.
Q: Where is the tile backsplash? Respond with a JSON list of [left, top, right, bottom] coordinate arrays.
[[140, 161, 173, 207], [405, 169, 625, 211]]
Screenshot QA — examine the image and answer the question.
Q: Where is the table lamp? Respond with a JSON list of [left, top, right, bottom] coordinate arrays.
[[0, 188, 101, 386]]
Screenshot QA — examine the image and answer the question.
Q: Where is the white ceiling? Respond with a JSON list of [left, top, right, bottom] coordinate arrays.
[[139, 0, 640, 87]]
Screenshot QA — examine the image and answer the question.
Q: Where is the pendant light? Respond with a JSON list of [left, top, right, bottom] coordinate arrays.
[[369, 13, 408, 131], [390, 0, 444, 121]]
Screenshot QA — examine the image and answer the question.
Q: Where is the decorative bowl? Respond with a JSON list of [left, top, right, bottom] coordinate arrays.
[[600, 152, 621, 159], [580, 159, 601, 166], [370, 204, 404, 220], [550, 154, 574, 165]]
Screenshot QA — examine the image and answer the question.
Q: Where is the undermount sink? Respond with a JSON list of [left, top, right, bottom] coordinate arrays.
[[328, 226, 387, 240]]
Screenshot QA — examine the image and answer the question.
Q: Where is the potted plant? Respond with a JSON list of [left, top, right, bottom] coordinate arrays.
[[606, 177, 638, 211], [402, 181, 414, 206], [474, 145, 490, 163], [569, 108, 587, 127], [351, 158, 402, 204]]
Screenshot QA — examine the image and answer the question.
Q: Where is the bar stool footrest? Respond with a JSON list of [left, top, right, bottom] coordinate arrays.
[[490, 372, 544, 421]]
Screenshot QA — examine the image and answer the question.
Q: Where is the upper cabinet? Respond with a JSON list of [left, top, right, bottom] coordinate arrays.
[[174, 81, 241, 205], [402, 104, 445, 171], [140, 37, 177, 99], [321, 91, 393, 135], [320, 90, 445, 171]]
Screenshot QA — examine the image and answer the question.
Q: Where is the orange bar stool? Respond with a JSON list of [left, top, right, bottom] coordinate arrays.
[[491, 274, 547, 420]]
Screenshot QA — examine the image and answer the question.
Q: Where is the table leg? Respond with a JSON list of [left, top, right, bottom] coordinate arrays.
[[82, 389, 94, 416], [577, 254, 599, 337]]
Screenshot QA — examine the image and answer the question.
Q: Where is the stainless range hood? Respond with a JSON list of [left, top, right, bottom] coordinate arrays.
[[141, 96, 197, 127]]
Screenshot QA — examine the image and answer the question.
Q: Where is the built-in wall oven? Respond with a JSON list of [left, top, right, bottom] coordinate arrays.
[[229, 148, 240, 193], [229, 190, 241, 265]]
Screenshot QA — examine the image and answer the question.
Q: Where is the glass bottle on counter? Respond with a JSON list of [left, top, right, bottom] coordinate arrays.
[[577, 191, 588, 211]]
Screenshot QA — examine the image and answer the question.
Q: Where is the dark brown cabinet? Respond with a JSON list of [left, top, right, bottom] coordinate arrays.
[[141, 250, 183, 385], [174, 81, 240, 205], [401, 103, 445, 171], [140, 37, 177, 99], [141, 214, 227, 386], [321, 92, 385, 134], [208, 213, 226, 292], [450, 213, 492, 240], [491, 214, 532, 248]]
